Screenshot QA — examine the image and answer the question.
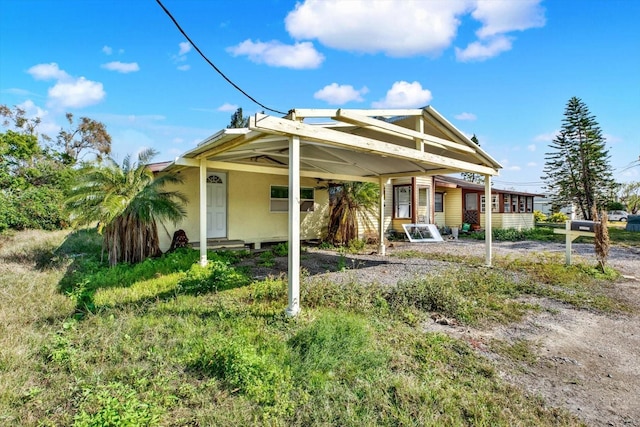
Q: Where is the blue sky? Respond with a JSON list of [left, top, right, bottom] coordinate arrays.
[[1, 0, 638, 192]]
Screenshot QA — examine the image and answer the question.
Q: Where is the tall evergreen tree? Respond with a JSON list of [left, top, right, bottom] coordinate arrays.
[[541, 97, 617, 220], [227, 107, 249, 128]]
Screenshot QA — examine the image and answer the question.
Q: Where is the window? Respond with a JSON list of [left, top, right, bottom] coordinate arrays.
[[270, 185, 315, 212], [526, 197, 533, 212], [394, 185, 412, 218], [511, 195, 518, 213], [435, 192, 444, 212], [519, 196, 525, 213], [503, 194, 511, 213], [480, 195, 498, 213], [465, 193, 478, 211]]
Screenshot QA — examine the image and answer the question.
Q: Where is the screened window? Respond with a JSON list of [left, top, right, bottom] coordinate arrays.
[[270, 186, 315, 212], [526, 197, 533, 212], [481, 195, 498, 213], [435, 192, 444, 212], [503, 194, 511, 213], [394, 185, 412, 218], [465, 193, 478, 211]]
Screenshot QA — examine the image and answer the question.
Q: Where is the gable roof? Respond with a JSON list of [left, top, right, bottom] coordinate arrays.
[[163, 107, 502, 182]]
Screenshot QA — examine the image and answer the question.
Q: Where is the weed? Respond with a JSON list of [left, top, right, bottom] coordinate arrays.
[[272, 242, 288, 257], [258, 250, 276, 267], [490, 339, 539, 365], [73, 381, 162, 427]]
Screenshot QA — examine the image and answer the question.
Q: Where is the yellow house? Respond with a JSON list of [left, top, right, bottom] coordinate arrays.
[[156, 107, 503, 316], [434, 175, 540, 230]]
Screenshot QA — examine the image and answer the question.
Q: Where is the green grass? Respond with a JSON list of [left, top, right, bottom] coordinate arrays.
[[4, 228, 631, 425], [464, 225, 640, 246]]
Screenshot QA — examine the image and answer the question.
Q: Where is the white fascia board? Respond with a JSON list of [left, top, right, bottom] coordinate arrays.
[[291, 108, 424, 119], [335, 109, 475, 154], [424, 106, 503, 169], [252, 114, 499, 176]]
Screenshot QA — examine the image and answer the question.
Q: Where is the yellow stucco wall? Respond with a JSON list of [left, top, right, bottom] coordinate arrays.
[[158, 168, 328, 251]]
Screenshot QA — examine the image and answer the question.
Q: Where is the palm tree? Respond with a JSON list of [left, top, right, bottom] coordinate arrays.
[[326, 182, 379, 246], [66, 149, 187, 266]]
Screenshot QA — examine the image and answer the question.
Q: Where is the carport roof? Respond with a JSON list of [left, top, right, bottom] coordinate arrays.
[[163, 106, 502, 181]]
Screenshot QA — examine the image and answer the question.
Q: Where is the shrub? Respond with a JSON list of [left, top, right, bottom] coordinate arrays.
[[272, 242, 288, 257], [533, 210, 547, 223], [547, 212, 569, 223]]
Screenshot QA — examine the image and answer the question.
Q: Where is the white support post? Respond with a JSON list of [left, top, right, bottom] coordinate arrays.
[[378, 177, 386, 256], [565, 220, 572, 265], [286, 136, 301, 317], [484, 175, 493, 266], [199, 159, 208, 266]]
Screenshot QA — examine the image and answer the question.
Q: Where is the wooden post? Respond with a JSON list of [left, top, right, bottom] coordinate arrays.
[[484, 175, 492, 266], [199, 158, 208, 266], [378, 177, 386, 256], [286, 135, 301, 317]]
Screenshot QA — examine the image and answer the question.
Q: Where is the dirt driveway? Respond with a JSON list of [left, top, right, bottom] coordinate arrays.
[[403, 240, 640, 427]]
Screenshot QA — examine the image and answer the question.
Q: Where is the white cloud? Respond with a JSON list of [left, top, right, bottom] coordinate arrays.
[[533, 131, 558, 142], [101, 61, 140, 73], [372, 81, 432, 109], [472, 0, 546, 39], [172, 43, 191, 70], [454, 112, 477, 121], [314, 83, 368, 105], [172, 138, 184, 144], [48, 77, 105, 109], [26, 63, 106, 110], [527, 162, 537, 167], [285, 0, 470, 57], [27, 63, 69, 81], [178, 42, 191, 55], [227, 40, 324, 69], [455, 35, 512, 62], [217, 103, 239, 112], [102, 45, 113, 55], [527, 144, 536, 152], [505, 165, 522, 171], [604, 133, 623, 143], [455, 0, 545, 62]]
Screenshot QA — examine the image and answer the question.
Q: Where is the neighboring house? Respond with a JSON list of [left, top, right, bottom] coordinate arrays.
[[156, 107, 503, 315], [433, 175, 541, 231], [533, 194, 576, 219]]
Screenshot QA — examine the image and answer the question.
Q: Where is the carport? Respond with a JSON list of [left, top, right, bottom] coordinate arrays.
[[170, 107, 502, 316]]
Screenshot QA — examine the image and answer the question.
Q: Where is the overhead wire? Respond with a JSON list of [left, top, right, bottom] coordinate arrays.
[[154, 0, 288, 116]]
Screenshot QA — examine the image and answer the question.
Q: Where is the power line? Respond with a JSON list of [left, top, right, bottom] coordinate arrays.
[[154, 0, 288, 116]]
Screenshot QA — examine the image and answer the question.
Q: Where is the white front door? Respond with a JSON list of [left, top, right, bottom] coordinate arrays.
[[206, 173, 226, 238]]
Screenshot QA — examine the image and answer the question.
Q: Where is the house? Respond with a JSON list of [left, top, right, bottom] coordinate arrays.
[[433, 175, 542, 231], [157, 107, 502, 315]]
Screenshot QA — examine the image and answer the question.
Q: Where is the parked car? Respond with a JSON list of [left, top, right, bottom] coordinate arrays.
[[608, 210, 628, 221]]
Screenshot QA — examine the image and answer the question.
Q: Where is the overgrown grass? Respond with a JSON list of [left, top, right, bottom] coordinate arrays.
[[3, 228, 628, 425], [465, 225, 640, 246]]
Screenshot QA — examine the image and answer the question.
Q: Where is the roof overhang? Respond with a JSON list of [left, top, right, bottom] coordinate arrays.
[[163, 107, 502, 182]]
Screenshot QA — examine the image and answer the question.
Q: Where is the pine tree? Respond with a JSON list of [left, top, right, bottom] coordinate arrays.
[[541, 97, 617, 220]]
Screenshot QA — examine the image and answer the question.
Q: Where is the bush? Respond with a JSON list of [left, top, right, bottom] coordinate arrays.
[[547, 212, 569, 223], [533, 210, 547, 223], [0, 186, 67, 231]]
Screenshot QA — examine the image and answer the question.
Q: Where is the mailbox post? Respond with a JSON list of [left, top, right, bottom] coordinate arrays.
[[553, 220, 597, 265]]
